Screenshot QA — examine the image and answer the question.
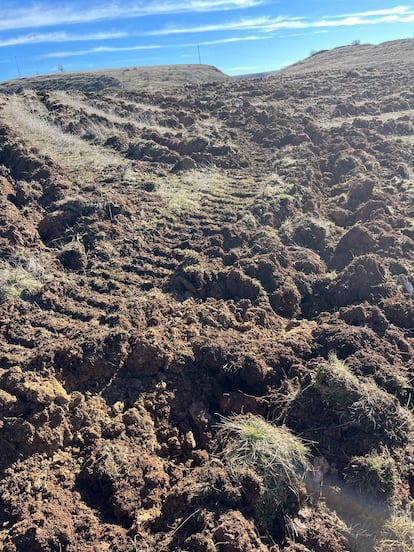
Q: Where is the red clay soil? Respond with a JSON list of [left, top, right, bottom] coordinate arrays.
[[0, 41, 414, 551]]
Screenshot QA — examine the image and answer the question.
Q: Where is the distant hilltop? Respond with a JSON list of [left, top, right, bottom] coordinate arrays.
[[277, 38, 414, 76], [0, 64, 229, 94], [1, 38, 413, 95]]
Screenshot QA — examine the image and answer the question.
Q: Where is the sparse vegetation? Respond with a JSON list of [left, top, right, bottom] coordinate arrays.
[[345, 449, 398, 503], [0, 254, 50, 303], [312, 353, 413, 442], [217, 414, 310, 528], [2, 94, 125, 174], [313, 352, 359, 407], [156, 169, 229, 216], [375, 511, 414, 552], [89, 442, 132, 479]]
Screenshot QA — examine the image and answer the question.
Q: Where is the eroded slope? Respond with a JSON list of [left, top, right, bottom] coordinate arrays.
[[0, 53, 413, 551]]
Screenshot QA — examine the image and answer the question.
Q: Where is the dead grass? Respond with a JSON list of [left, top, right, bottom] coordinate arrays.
[[375, 511, 414, 552], [156, 168, 229, 216], [313, 353, 413, 442], [1, 94, 126, 174], [52, 90, 171, 134], [0, 253, 51, 303], [279, 39, 414, 76], [217, 414, 309, 528]]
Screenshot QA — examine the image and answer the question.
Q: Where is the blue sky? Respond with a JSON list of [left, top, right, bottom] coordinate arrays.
[[0, 1, 413, 81]]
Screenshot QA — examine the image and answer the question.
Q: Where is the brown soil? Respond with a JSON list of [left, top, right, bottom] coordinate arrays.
[[0, 39, 414, 551]]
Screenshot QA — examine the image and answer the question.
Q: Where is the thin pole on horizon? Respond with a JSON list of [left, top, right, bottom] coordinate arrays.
[[198, 46, 202, 64], [14, 56, 21, 78]]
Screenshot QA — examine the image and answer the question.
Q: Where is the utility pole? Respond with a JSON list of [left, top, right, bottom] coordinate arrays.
[[14, 56, 21, 78], [197, 46, 202, 65]]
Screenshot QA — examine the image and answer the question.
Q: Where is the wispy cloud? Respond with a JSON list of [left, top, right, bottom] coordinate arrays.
[[0, 31, 128, 48], [43, 44, 164, 59], [41, 35, 269, 59], [309, 13, 414, 27], [143, 16, 276, 35], [198, 34, 268, 45], [35, 3, 414, 61], [338, 6, 412, 17], [0, 1, 262, 31], [226, 65, 257, 71], [144, 7, 414, 36], [2, 3, 412, 53]]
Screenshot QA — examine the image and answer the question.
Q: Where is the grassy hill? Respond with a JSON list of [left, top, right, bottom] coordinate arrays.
[[279, 38, 414, 75], [0, 63, 230, 94]]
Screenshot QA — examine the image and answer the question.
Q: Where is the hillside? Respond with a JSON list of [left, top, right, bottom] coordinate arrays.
[[279, 38, 414, 75], [0, 40, 414, 551], [0, 64, 229, 94]]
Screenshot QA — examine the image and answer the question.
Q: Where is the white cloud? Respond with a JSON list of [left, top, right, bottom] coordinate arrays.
[[0, 31, 127, 48], [42, 44, 164, 58], [307, 13, 414, 28], [0, 0, 262, 31], [4, 2, 413, 71], [197, 34, 269, 45], [227, 65, 257, 71], [41, 34, 269, 59], [144, 7, 414, 36], [143, 16, 275, 35], [278, 60, 296, 67], [338, 6, 412, 17]]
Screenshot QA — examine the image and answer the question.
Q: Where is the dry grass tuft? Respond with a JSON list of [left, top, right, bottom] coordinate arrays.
[[375, 511, 414, 552], [217, 414, 309, 528], [0, 254, 50, 303], [313, 352, 413, 442]]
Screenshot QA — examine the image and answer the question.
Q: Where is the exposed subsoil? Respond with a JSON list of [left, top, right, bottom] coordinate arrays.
[[0, 42, 414, 551]]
